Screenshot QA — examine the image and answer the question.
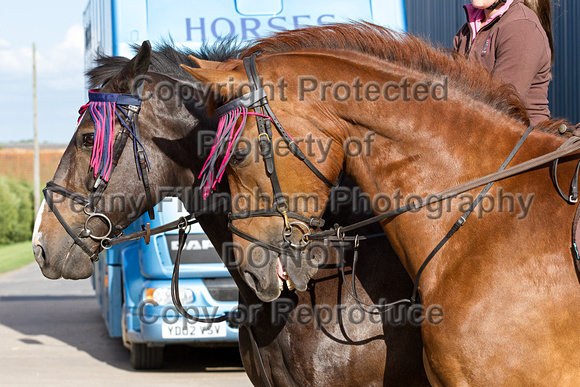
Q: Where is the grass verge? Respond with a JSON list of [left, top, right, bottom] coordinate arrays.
[[0, 241, 34, 274]]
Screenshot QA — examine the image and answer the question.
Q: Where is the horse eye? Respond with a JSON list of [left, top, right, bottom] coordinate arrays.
[[231, 147, 250, 166], [82, 133, 94, 147]]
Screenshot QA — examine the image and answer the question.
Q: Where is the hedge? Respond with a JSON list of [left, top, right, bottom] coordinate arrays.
[[0, 176, 34, 245]]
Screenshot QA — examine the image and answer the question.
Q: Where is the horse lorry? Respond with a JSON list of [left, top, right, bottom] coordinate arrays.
[[83, 0, 406, 369]]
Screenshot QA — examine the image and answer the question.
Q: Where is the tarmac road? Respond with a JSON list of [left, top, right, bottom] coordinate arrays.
[[0, 263, 252, 386]]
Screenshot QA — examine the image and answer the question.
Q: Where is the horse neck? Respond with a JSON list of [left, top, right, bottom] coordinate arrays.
[[326, 78, 567, 276]]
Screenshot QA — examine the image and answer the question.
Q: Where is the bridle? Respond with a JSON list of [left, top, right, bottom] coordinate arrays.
[[43, 84, 155, 262], [200, 52, 337, 256], [42, 71, 238, 327]]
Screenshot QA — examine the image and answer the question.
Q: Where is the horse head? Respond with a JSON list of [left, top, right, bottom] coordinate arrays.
[[32, 42, 209, 280], [183, 54, 344, 302]]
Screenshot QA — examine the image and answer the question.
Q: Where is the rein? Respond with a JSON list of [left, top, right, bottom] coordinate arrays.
[[309, 129, 580, 242], [313, 125, 580, 306], [325, 123, 535, 310]]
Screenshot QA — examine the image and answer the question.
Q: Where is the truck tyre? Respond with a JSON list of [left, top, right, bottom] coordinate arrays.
[[130, 343, 164, 369]]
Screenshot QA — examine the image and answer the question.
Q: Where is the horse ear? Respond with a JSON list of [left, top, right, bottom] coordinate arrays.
[[181, 65, 229, 84], [109, 41, 151, 94], [188, 55, 221, 69], [181, 64, 243, 100]]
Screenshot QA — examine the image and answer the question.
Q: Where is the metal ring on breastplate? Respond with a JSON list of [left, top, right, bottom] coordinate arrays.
[[336, 226, 344, 240], [178, 216, 188, 229]]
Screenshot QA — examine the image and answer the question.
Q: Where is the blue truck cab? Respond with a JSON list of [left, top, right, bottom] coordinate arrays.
[[85, 0, 406, 370]]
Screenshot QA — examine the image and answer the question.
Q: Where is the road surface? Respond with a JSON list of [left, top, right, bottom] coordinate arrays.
[[0, 263, 252, 386]]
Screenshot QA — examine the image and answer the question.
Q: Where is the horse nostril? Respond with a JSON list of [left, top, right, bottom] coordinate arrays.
[[244, 270, 260, 290], [33, 244, 47, 263]]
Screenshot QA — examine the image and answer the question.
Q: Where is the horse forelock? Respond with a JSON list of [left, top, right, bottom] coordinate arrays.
[[243, 22, 533, 126]]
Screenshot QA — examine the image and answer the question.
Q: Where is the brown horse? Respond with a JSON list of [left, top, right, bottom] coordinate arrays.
[[185, 23, 580, 385], [32, 41, 427, 385]]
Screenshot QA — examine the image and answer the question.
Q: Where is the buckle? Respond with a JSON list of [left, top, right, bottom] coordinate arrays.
[[126, 104, 141, 113]]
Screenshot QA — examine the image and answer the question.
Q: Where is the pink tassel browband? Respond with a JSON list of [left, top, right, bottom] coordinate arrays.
[[88, 99, 116, 182], [77, 90, 128, 183], [198, 107, 274, 199], [76, 90, 149, 186]]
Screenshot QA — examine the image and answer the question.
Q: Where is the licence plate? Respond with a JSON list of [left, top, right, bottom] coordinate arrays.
[[161, 321, 228, 339]]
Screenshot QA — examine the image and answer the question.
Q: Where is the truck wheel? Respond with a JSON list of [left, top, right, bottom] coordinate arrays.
[[130, 343, 164, 370]]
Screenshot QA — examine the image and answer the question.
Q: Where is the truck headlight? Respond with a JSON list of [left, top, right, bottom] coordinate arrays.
[[144, 288, 194, 305]]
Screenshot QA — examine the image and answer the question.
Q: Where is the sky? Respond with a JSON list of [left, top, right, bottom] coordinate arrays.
[[0, 0, 409, 145], [0, 1, 87, 144]]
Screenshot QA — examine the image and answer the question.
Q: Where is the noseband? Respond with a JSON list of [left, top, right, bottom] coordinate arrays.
[[199, 53, 336, 255], [44, 86, 154, 262]]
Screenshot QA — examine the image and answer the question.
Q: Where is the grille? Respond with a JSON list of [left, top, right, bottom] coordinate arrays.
[[165, 234, 222, 264]]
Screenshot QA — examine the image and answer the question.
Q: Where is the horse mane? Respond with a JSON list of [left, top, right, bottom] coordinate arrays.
[[243, 22, 536, 126], [86, 36, 246, 88]]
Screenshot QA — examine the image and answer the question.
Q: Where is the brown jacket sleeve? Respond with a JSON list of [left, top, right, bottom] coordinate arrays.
[[453, 24, 470, 56], [491, 19, 549, 101]]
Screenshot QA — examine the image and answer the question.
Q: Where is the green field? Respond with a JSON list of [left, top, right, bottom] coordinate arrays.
[[0, 241, 35, 273]]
